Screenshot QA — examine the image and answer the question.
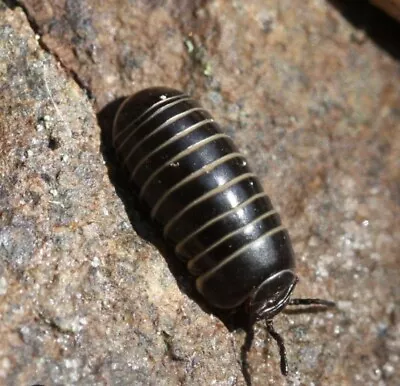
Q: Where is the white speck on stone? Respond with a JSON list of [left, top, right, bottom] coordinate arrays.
[[308, 235, 319, 247], [50, 189, 58, 197], [184, 38, 194, 53], [0, 357, 11, 378], [369, 186, 380, 195], [43, 115, 52, 129], [20, 325, 30, 337], [80, 317, 88, 326], [91, 256, 101, 268], [64, 358, 81, 382], [26, 149, 33, 157], [371, 252, 381, 261], [61, 154, 69, 162], [0, 277, 7, 295], [65, 358, 80, 369], [382, 362, 394, 377], [49, 200, 64, 208], [36, 123, 44, 132], [371, 367, 382, 381], [316, 261, 329, 278], [160, 95, 167, 100], [337, 300, 353, 310], [102, 207, 109, 216]]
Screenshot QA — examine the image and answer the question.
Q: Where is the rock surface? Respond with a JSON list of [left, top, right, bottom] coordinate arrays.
[[1, 1, 399, 385]]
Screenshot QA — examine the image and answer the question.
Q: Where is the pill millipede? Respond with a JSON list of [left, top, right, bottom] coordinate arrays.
[[111, 87, 335, 376]]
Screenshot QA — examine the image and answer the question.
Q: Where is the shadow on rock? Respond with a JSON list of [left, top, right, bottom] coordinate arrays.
[[328, 0, 400, 60]]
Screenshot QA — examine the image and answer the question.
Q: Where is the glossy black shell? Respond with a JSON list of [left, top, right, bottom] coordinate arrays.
[[113, 87, 297, 316]]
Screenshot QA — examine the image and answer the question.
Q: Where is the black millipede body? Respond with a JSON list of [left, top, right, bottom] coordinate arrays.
[[112, 87, 334, 376]]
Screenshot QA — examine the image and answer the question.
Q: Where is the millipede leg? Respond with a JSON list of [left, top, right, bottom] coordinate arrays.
[[288, 298, 336, 307], [241, 326, 254, 386], [266, 321, 288, 376]]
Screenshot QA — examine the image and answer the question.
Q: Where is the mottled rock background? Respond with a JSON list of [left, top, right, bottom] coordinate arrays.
[[1, 1, 399, 385]]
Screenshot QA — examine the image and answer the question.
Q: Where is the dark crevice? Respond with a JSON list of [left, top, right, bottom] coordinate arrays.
[[13, 0, 94, 100], [48, 136, 60, 151], [328, 0, 400, 60], [3, 0, 18, 9], [35, 310, 75, 335], [161, 330, 187, 362]]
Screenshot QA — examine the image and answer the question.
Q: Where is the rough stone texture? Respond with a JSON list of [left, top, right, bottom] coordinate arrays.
[[1, 0, 399, 385], [0, 4, 242, 386]]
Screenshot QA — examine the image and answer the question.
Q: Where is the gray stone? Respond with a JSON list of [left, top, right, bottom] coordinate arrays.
[[1, 1, 399, 385]]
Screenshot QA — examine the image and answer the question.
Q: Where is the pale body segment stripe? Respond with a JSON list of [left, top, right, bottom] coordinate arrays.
[[112, 94, 136, 143], [187, 208, 277, 271], [175, 192, 269, 255], [124, 107, 208, 169], [163, 172, 257, 239], [130, 118, 214, 181], [139, 133, 232, 200], [116, 96, 195, 152], [113, 93, 187, 144], [196, 225, 286, 291], [151, 152, 245, 219]]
